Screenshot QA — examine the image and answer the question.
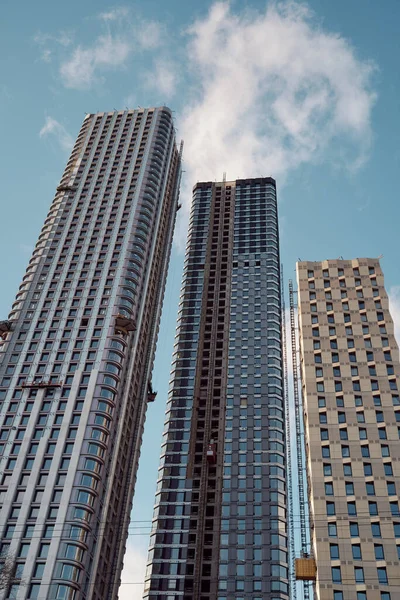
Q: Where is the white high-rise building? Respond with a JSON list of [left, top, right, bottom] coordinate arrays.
[[0, 107, 182, 599]]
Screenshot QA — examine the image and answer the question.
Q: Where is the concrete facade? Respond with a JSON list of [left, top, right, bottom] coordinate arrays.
[[297, 258, 399, 600]]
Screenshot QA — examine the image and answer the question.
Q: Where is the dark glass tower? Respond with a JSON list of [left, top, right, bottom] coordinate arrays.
[[0, 107, 181, 600], [144, 177, 288, 600]]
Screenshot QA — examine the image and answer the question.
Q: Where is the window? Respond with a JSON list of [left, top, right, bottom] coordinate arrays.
[[343, 463, 352, 476], [350, 522, 359, 537], [341, 445, 350, 458], [326, 502, 335, 516], [361, 445, 370, 457], [372, 522, 381, 538], [334, 593, 343, 600], [348, 502, 357, 516], [384, 463, 393, 476], [369, 501, 378, 516], [330, 544, 339, 559], [354, 567, 364, 583], [325, 483, 334, 495], [324, 464, 332, 476], [364, 463, 372, 476], [377, 567, 388, 585], [322, 446, 330, 458], [331, 566, 341, 583], [352, 544, 362, 559], [366, 482, 375, 496], [328, 523, 337, 537], [345, 482, 354, 495], [375, 544, 384, 560], [387, 481, 396, 495]]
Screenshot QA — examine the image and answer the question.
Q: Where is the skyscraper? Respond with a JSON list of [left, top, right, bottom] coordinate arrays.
[[144, 177, 288, 600], [0, 107, 182, 600], [297, 258, 399, 600]]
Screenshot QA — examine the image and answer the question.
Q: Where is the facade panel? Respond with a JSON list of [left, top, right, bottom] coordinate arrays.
[[144, 178, 288, 600], [298, 258, 400, 600], [0, 107, 181, 599]]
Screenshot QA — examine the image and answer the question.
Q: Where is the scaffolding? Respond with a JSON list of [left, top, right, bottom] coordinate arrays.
[[147, 381, 157, 403], [0, 320, 12, 340], [114, 314, 136, 336], [281, 267, 296, 600], [289, 280, 313, 597], [21, 378, 62, 389]]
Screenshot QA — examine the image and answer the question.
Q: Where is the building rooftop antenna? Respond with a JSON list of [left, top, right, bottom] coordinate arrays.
[[223, 172, 226, 182]]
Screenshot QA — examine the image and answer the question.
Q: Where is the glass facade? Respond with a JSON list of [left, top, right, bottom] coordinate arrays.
[[144, 178, 288, 600], [0, 107, 182, 600]]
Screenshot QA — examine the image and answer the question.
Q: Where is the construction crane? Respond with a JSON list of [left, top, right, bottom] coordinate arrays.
[[281, 267, 296, 600], [289, 280, 315, 598]]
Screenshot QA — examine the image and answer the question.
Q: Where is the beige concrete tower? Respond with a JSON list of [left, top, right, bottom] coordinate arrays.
[[297, 258, 399, 600]]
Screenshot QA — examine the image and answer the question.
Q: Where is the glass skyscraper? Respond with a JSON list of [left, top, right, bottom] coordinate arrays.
[[144, 177, 288, 600], [297, 258, 400, 600], [0, 107, 181, 599]]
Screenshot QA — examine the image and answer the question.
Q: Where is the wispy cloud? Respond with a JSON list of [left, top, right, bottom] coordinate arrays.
[[135, 20, 163, 50], [57, 10, 163, 89], [39, 117, 74, 151], [98, 6, 129, 22], [60, 34, 132, 89], [144, 58, 178, 99], [34, 30, 73, 62], [34, 31, 73, 47], [173, 0, 376, 244]]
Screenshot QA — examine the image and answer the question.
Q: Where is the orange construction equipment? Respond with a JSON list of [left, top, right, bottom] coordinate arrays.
[[295, 557, 317, 581]]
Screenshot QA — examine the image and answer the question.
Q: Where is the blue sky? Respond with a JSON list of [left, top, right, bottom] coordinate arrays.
[[1, 0, 400, 596]]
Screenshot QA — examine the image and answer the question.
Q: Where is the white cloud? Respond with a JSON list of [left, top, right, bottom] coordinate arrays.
[[58, 12, 162, 90], [34, 31, 74, 63], [39, 117, 74, 152], [135, 21, 163, 50], [174, 0, 376, 244], [34, 31, 73, 47], [60, 34, 131, 89], [118, 542, 147, 600], [98, 6, 129, 22], [144, 59, 178, 99], [389, 286, 400, 347], [41, 49, 52, 63]]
